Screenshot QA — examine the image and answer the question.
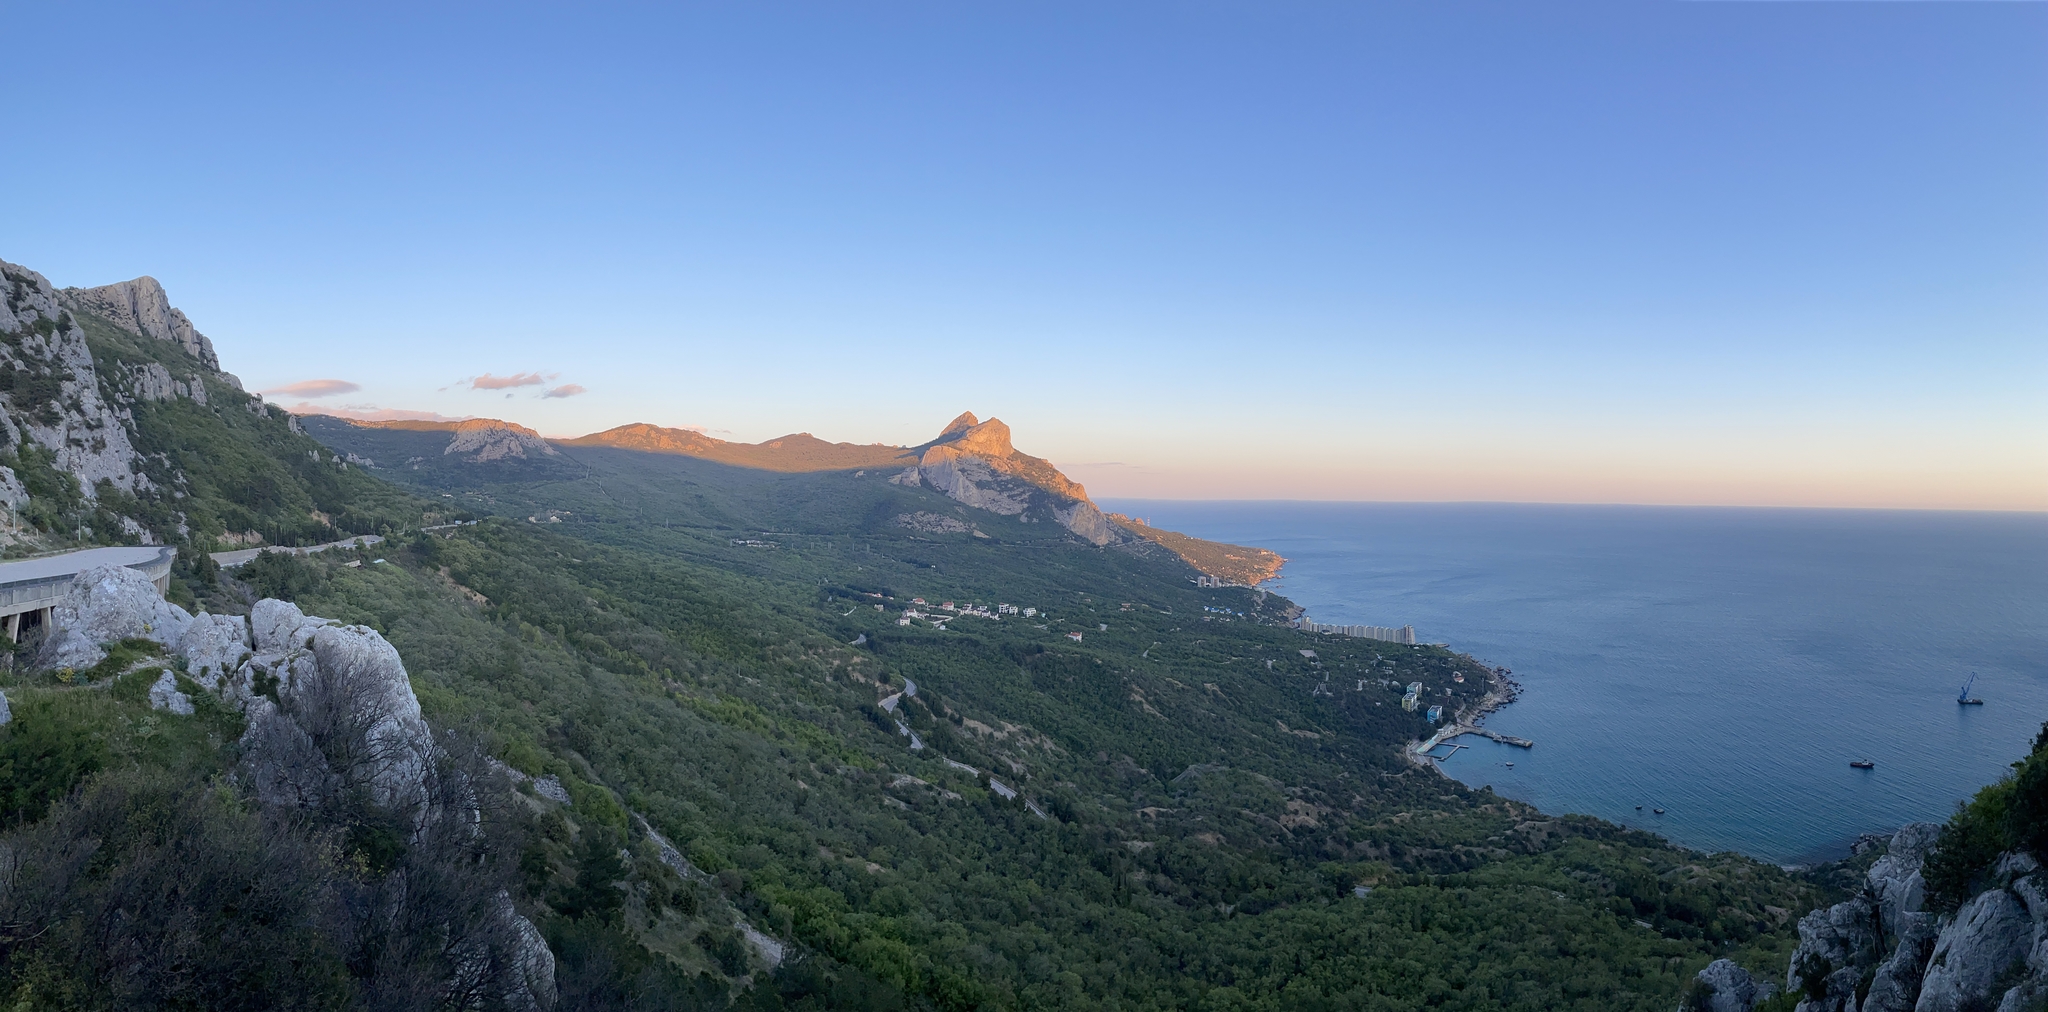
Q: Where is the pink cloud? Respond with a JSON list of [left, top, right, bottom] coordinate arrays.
[[261, 379, 360, 398], [542, 383, 587, 399], [469, 372, 548, 390], [287, 403, 474, 423]]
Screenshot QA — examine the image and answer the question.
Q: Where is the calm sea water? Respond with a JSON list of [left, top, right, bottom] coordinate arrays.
[[1099, 501, 2048, 864]]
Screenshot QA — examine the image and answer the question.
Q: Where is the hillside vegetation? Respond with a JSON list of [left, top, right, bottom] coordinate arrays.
[[0, 261, 1863, 1010]]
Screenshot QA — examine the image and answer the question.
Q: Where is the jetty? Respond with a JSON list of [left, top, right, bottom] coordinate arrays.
[[1415, 722, 1534, 760]]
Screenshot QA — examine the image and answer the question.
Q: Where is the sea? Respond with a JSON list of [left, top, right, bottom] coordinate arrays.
[[1097, 500, 2048, 865]]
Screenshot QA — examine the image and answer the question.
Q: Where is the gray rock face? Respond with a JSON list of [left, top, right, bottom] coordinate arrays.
[[58, 275, 221, 370], [39, 565, 193, 670], [1687, 958, 1766, 1012], [147, 669, 194, 715], [1872, 823, 1944, 938], [1054, 499, 1119, 545], [251, 597, 333, 654], [235, 602, 430, 810], [179, 612, 252, 691], [497, 891, 558, 1011], [0, 465, 27, 513], [1865, 911, 1941, 1012], [0, 689, 11, 725], [119, 359, 208, 405], [1916, 887, 2032, 1012], [1, 262, 148, 499], [1788, 894, 1881, 1006], [917, 450, 1031, 516], [444, 420, 557, 461], [901, 413, 1128, 546]]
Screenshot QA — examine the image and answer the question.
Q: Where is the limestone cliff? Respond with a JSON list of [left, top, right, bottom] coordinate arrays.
[[2, 262, 151, 511], [901, 412, 1124, 546], [58, 275, 223, 372]]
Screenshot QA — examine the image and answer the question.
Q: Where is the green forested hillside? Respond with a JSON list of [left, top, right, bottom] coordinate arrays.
[[0, 351, 1858, 1009]]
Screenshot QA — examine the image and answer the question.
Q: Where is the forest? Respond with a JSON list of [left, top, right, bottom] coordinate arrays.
[[0, 309, 1871, 1010]]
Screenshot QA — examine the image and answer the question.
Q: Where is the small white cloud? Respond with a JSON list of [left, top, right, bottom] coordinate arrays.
[[542, 384, 587, 399]]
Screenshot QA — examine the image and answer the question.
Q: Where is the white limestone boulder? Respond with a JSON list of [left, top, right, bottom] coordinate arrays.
[[38, 564, 193, 670], [250, 598, 333, 653], [179, 612, 252, 691]]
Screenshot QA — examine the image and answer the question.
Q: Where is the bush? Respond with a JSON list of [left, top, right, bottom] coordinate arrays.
[[238, 549, 327, 601], [0, 693, 110, 829], [1923, 721, 2047, 912]]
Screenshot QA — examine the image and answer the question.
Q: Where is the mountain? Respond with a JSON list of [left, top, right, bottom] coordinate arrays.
[[313, 409, 1282, 583], [6, 254, 1962, 1012], [563, 422, 913, 472]]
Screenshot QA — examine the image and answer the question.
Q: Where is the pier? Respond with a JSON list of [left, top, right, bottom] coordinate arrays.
[[1414, 722, 1534, 760]]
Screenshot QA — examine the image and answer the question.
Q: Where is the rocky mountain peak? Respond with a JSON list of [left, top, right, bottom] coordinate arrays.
[[444, 418, 557, 461], [936, 411, 980, 439], [928, 414, 1015, 459], [59, 275, 221, 372]]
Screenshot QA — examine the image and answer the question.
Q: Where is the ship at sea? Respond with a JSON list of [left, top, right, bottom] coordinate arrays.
[[1959, 673, 1985, 706]]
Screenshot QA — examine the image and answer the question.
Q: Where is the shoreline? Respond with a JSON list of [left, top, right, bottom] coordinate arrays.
[[1404, 662, 1523, 778]]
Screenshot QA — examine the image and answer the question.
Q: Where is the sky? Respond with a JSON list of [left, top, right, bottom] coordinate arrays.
[[4, 1, 2044, 510]]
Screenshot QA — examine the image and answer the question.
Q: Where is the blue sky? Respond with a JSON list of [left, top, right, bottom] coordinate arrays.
[[6, 1, 2043, 508]]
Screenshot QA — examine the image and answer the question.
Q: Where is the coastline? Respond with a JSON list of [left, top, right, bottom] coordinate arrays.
[[1404, 661, 1523, 778]]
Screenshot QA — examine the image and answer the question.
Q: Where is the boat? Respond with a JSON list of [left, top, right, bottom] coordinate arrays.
[[1634, 805, 1642, 810], [1504, 762, 1514, 768], [1958, 673, 1984, 705], [1850, 760, 1875, 769], [1652, 808, 1665, 815]]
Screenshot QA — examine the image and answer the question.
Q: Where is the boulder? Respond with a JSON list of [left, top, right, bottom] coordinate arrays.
[[1916, 887, 2032, 1012], [38, 565, 193, 670], [499, 891, 557, 1011], [1685, 958, 1766, 1012], [179, 612, 252, 691], [1871, 823, 1944, 937], [250, 598, 332, 653], [147, 669, 193, 715], [239, 616, 431, 811], [1788, 894, 1881, 1003]]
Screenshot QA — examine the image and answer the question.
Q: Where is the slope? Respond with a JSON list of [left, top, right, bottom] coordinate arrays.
[[2, 257, 1854, 1011]]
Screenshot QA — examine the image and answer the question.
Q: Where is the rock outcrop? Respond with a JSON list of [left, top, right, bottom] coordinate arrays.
[[1, 262, 151, 501], [31, 568, 556, 1008], [1915, 886, 2033, 1012], [911, 413, 1125, 546], [1753, 822, 2047, 1012], [443, 419, 558, 461], [38, 564, 194, 670], [58, 275, 221, 371], [1687, 958, 1770, 1011]]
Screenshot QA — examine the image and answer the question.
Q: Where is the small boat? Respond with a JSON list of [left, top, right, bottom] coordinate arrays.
[[1634, 805, 1642, 810], [1504, 762, 1514, 768], [1652, 808, 1665, 815], [1850, 760, 1875, 770]]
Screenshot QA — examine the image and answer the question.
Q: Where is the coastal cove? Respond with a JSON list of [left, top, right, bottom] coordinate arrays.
[[1101, 500, 2048, 864]]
